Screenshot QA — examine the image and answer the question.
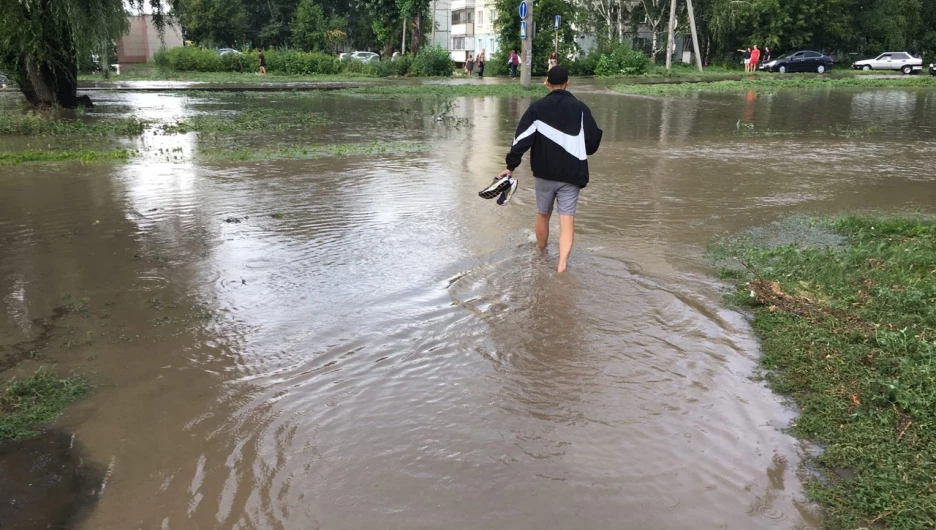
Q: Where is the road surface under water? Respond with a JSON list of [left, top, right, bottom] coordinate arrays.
[[2, 84, 935, 529]]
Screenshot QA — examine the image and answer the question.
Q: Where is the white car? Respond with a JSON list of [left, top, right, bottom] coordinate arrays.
[[343, 51, 380, 63], [216, 48, 242, 56], [852, 52, 923, 74]]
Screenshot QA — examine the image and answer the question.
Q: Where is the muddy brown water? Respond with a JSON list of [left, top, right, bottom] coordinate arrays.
[[2, 84, 936, 529]]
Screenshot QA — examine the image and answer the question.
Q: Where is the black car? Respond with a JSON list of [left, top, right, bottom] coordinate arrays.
[[760, 50, 834, 73], [931, 61, 936, 76]]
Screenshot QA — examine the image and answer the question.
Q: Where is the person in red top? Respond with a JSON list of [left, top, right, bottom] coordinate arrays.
[[749, 45, 761, 72]]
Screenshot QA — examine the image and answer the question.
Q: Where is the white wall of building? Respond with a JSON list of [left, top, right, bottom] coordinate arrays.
[[430, 0, 453, 50]]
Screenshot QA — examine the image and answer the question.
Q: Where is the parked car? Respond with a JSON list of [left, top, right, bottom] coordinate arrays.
[[216, 48, 242, 56], [344, 51, 379, 63], [931, 61, 936, 76], [760, 51, 834, 73], [0, 71, 8, 88], [852, 52, 922, 74]]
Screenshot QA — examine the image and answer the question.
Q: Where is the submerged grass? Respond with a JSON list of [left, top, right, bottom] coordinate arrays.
[[160, 108, 328, 134], [203, 141, 428, 161], [613, 74, 936, 96], [713, 215, 936, 530], [0, 367, 89, 442], [0, 110, 147, 136], [0, 149, 131, 166]]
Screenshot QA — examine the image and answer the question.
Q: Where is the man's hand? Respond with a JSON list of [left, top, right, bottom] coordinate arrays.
[[498, 169, 512, 179]]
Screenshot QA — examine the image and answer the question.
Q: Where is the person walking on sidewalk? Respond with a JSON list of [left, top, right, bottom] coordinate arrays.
[[476, 50, 486, 77], [497, 66, 603, 273], [508, 50, 520, 78]]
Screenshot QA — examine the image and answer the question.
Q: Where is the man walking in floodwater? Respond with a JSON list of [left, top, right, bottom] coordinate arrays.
[[498, 66, 602, 273]]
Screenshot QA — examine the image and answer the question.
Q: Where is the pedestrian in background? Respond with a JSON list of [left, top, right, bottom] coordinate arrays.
[[465, 54, 474, 76], [763, 47, 771, 63], [743, 47, 751, 72], [548, 51, 558, 71], [509, 50, 520, 78], [750, 45, 761, 72], [476, 50, 486, 77], [258, 48, 267, 75]]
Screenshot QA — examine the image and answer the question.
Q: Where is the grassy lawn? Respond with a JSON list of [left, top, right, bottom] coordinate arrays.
[[341, 83, 548, 97], [613, 74, 936, 95], [78, 63, 380, 83], [714, 215, 936, 529], [0, 149, 131, 165], [0, 368, 89, 442]]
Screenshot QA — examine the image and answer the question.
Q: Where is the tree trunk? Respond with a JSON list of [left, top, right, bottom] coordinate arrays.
[[18, 54, 83, 108], [411, 13, 423, 53]]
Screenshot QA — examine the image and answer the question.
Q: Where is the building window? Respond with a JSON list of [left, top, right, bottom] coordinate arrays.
[[453, 37, 465, 50], [452, 9, 473, 24], [490, 10, 495, 23], [478, 10, 483, 25]]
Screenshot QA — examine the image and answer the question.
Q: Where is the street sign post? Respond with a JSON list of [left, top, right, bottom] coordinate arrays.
[[520, 1, 533, 89], [553, 15, 560, 57]]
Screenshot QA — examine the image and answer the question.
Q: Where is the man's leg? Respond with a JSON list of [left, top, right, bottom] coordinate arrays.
[[534, 178, 556, 250], [557, 215, 575, 273], [555, 183, 580, 273], [536, 212, 551, 249]]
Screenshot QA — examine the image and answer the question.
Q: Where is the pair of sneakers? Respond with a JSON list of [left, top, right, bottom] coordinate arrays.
[[478, 175, 518, 205]]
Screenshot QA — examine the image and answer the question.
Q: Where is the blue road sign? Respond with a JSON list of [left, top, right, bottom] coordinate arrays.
[[518, 1, 528, 19], [554, 15, 561, 30], [520, 21, 527, 39]]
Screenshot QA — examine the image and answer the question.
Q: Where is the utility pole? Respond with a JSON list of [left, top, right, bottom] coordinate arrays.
[[665, 0, 677, 71], [432, 1, 437, 44], [520, 1, 532, 89], [402, 17, 407, 54], [685, 0, 703, 72]]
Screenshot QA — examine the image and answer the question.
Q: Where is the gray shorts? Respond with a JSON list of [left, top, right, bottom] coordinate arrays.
[[535, 178, 580, 216]]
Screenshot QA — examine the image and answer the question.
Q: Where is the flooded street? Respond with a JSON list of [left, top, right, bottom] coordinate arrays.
[[2, 84, 935, 529]]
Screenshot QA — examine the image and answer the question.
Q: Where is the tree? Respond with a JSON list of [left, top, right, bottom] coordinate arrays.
[[290, 0, 349, 52], [0, 0, 177, 108], [178, 0, 248, 46]]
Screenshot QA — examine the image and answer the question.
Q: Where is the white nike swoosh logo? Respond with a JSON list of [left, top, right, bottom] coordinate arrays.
[[512, 114, 587, 160]]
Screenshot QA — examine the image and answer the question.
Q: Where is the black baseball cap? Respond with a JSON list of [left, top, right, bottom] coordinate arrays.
[[546, 65, 569, 85]]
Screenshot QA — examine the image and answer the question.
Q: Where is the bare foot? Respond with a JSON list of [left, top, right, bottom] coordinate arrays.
[[557, 262, 567, 273]]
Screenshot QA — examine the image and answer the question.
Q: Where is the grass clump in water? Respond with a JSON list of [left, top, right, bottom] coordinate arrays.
[[0, 110, 147, 136], [0, 149, 132, 165], [0, 368, 89, 442], [613, 74, 936, 96], [713, 214, 936, 530]]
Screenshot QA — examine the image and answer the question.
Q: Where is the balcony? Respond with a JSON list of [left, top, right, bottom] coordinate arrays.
[[452, 23, 474, 36], [451, 0, 474, 10]]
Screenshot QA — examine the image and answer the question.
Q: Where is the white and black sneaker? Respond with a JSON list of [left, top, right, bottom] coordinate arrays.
[[497, 176, 518, 205], [479, 175, 518, 205]]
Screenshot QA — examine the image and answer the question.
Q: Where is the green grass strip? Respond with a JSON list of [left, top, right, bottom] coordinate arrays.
[[713, 215, 936, 529], [0, 149, 131, 165], [0, 367, 89, 442], [342, 83, 549, 97], [613, 75, 936, 96]]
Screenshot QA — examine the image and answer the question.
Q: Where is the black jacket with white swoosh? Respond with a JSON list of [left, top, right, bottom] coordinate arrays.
[[505, 89, 602, 187]]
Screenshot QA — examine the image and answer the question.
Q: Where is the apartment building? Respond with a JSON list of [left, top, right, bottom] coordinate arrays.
[[473, 0, 499, 58], [449, 0, 475, 63]]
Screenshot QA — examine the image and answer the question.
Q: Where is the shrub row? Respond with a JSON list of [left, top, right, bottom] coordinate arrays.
[[569, 42, 651, 77], [153, 45, 454, 77]]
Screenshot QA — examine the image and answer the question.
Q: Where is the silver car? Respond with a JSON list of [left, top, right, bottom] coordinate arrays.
[[852, 52, 923, 74]]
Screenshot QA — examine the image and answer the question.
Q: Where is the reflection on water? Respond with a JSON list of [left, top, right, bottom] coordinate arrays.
[[3, 84, 936, 529]]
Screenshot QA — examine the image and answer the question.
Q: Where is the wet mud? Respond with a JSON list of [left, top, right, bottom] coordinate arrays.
[[0, 431, 101, 530], [1, 83, 935, 529]]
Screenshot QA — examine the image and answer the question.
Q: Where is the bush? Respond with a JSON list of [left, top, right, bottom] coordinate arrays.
[[410, 45, 454, 77], [486, 49, 509, 77], [594, 43, 651, 77], [568, 48, 603, 76], [339, 57, 378, 75], [374, 55, 414, 77], [154, 46, 341, 75]]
